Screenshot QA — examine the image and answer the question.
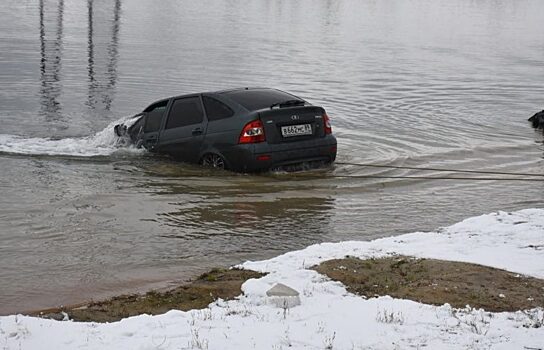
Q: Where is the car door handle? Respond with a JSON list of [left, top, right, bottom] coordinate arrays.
[[192, 127, 203, 136], [144, 135, 157, 149]]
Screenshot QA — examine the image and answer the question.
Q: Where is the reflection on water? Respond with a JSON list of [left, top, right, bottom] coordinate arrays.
[[39, 0, 64, 123], [37, 0, 122, 126], [87, 0, 121, 113], [159, 195, 334, 243], [129, 162, 335, 246]]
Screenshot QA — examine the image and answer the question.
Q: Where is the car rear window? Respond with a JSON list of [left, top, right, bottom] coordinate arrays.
[[222, 89, 301, 111]]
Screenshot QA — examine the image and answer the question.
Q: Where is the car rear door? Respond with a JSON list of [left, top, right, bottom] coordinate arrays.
[[156, 95, 207, 162]]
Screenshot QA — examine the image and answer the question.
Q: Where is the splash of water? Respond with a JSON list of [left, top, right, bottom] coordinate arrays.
[[0, 116, 143, 157]]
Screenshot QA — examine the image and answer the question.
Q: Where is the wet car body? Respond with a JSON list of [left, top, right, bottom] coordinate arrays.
[[115, 87, 337, 172]]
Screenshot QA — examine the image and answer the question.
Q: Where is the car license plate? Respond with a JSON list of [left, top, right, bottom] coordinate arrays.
[[281, 124, 312, 137]]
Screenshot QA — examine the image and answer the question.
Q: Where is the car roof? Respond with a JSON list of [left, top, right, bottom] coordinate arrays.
[[143, 87, 282, 111], [147, 87, 269, 101], [211, 87, 273, 94]]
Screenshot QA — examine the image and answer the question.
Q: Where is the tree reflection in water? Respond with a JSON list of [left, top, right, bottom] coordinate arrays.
[[86, 0, 121, 115], [39, 0, 64, 124]]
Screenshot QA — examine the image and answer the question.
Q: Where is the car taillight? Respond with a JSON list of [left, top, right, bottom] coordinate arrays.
[[323, 112, 332, 134], [239, 119, 266, 144]]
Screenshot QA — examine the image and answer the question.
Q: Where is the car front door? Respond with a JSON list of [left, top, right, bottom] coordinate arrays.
[[157, 95, 207, 162], [142, 100, 168, 151]]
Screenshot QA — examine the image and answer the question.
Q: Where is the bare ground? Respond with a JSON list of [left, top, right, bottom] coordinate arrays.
[[31, 268, 264, 322], [31, 256, 544, 323], [313, 256, 544, 312]]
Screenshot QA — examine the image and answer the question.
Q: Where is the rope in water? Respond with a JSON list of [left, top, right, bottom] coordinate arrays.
[[275, 161, 544, 182], [335, 161, 544, 178], [318, 174, 544, 182]]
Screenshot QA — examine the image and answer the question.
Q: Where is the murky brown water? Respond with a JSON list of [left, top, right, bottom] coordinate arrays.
[[1, 0, 543, 314]]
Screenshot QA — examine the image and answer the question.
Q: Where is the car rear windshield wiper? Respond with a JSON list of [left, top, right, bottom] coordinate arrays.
[[270, 99, 305, 109]]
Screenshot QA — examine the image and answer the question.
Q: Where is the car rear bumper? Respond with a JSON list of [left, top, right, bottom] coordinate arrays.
[[224, 135, 337, 172]]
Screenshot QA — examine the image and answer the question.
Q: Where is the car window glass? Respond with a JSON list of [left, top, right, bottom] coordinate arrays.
[[222, 89, 301, 111], [203, 96, 234, 121], [144, 101, 167, 133], [165, 97, 204, 129]]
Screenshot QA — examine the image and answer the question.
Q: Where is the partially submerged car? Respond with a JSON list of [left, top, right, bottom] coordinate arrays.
[[529, 110, 544, 129], [115, 87, 337, 172]]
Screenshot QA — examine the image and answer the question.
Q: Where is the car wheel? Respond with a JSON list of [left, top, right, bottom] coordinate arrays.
[[200, 153, 226, 170]]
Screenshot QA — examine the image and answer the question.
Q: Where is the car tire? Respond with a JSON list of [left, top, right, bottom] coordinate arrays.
[[200, 153, 227, 170]]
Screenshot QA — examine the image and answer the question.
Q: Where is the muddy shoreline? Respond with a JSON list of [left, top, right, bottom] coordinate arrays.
[[29, 256, 544, 323], [30, 268, 264, 323]]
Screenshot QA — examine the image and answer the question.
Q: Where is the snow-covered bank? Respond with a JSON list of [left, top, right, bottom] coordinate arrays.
[[1, 209, 543, 349]]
